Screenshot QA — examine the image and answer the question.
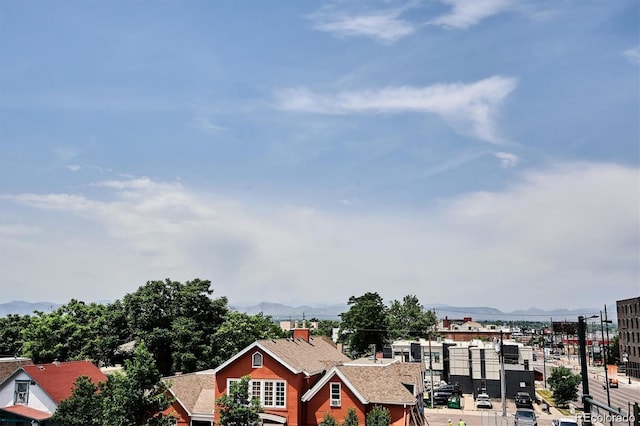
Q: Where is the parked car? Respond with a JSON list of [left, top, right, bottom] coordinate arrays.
[[552, 418, 578, 426], [475, 393, 492, 409], [431, 391, 451, 405], [436, 384, 460, 396], [515, 408, 537, 426], [515, 391, 534, 408]]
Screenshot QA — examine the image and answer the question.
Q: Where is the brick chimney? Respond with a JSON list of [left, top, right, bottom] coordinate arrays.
[[292, 327, 310, 342]]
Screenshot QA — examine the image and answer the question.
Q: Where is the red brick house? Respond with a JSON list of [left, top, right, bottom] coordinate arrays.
[[301, 358, 426, 426], [213, 329, 426, 426], [0, 360, 106, 425], [163, 370, 215, 426], [213, 329, 351, 426]]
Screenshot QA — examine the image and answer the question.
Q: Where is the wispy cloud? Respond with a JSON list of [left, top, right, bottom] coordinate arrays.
[[275, 76, 517, 144], [623, 45, 640, 64], [494, 151, 520, 168], [1, 163, 637, 309], [430, 0, 513, 29], [307, 8, 415, 44]]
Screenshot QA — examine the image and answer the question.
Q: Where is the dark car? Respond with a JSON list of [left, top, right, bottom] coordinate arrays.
[[515, 392, 534, 408], [436, 384, 460, 396], [431, 391, 451, 405]]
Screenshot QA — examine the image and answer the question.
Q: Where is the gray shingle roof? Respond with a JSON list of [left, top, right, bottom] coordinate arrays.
[[257, 335, 351, 375], [337, 361, 424, 405], [165, 370, 215, 415]]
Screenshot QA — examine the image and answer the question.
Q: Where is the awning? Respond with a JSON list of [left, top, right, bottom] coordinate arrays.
[[0, 405, 52, 421], [259, 412, 287, 424]]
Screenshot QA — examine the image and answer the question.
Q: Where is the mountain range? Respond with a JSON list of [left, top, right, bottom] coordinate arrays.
[[0, 300, 613, 322]]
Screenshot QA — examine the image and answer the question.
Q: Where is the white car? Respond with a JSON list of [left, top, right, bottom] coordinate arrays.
[[475, 393, 493, 409]]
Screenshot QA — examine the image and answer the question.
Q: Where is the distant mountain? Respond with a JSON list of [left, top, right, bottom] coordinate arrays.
[[0, 300, 62, 317], [1, 299, 614, 323], [232, 303, 614, 322]]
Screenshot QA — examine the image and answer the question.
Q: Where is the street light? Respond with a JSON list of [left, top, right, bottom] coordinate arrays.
[[579, 314, 598, 426]]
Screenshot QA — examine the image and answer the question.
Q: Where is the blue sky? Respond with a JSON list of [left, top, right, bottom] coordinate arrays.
[[1, 0, 638, 312]]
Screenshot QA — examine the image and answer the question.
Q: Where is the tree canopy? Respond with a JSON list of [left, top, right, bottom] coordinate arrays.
[[215, 375, 262, 426], [387, 294, 437, 340], [339, 292, 389, 357], [547, 366, 581, 407]]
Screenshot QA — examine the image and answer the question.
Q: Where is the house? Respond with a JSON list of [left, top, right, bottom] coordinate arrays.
[[213, 328, 351, 426], [0, 360, 106, 425], [163, 370, 215, 426], [301, 357, 426, 426]]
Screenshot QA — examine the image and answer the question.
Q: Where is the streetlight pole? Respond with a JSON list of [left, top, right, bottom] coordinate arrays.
[[499, 331, 506, 417], [600, 309, 613, 426], [579, 316, 593, 426]]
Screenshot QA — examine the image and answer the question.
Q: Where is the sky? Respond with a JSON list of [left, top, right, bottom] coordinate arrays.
[[0, 0, 638, 313]]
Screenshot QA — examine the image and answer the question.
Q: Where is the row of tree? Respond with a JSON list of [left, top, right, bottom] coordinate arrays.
[[0, 280, 438, 376]]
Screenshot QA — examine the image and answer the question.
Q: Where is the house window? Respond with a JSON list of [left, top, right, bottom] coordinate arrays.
[[14, 380, 29, 405], [252, 352, 263, 368], [330, 382, 341, 407], [238, 379, 286, 408]]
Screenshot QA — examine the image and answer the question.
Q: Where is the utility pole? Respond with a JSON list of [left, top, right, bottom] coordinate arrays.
[[578, 316, 592, 426], [499, 330, 506, 417], [601, 308, 613, 426]]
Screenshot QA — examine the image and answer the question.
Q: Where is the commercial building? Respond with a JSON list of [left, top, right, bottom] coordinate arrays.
[[617, 296, 640, 379]]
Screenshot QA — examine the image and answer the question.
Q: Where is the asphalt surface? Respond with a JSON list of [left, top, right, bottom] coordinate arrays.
[[423, 356, 640, 426]]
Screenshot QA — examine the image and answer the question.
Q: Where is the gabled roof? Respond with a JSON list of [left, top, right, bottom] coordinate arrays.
[[22, 360, 107, 404], [165, 370, 215, 416], [302, 359, 424, 406], [214, 335, 350, 376]]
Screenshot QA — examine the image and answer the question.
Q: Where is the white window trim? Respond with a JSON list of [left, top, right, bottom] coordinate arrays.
[[252, 352, 263, 368], [330, 382, 341, 407], [226, 378, 287, 408]]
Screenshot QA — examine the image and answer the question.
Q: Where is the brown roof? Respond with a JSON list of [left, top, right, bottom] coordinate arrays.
[[165, 371, 215, 415], [257, 335, 351, 375], [337, 361, 424, 405], [0, 358, 33, 383]]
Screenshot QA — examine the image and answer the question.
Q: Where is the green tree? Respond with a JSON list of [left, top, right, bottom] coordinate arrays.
[[314, 319, 341, 338], [121, 278, 229, 375], [344, 407, 360, 426], [101, 341, 175, 426], [387, 295, 437, 340], [319, 412, 339, 426], [547, 366, 581, 407], [339, 292, 389, 357], [211, 311, 285, 366], [0, 314, 31, 356], [52, 376, 103, 426], [52, 341, 174, 426], [366, 405, 391, 426], [216, 375, 262, 426]]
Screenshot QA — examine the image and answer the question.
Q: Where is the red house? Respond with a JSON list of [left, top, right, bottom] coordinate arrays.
[[213, 328, 426, 426], [213, 328, 350, 426], [302, 358, 426, 426], [163, 370, 215, 426]]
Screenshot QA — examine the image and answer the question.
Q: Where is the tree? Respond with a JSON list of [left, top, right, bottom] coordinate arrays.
[[216, 375, 262, 426], [319, 412, 339, 426], [52, 376, 103, 426], [343, 407, 360, 426], [387, 295, 437, 340], [121, 278, 229, 375], [366, 405, 391, 426], [100, 341, 175, 426], [547, 366, 581, 407], [51, 341, 174, 426], [339, 292, 389, 357], [0, 314, 31, 356], [211, 311, 285, 366], [313, 319, 341, 338]]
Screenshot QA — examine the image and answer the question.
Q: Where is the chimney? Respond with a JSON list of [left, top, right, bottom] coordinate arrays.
[[292, 327, 310, 342]]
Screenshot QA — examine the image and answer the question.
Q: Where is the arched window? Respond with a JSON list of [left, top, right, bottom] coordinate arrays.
[[252, 352, 263, 368]]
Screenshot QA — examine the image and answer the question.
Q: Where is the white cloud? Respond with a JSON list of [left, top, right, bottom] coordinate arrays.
[[308, 8, 415, 43], [623, 45, 640, 64], [494, 151, 520, 168], [1, 162, 637, 310], [430, 0, 513, 29], [275, 76, 517, 144], [66, 165, 82, 172]]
